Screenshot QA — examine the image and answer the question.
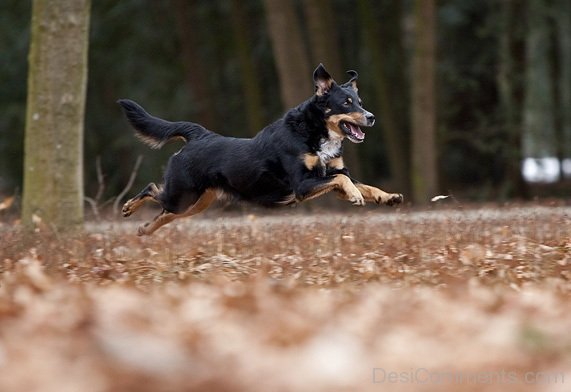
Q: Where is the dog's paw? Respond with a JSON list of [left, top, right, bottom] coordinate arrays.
[[349, 192, 365, 206], [363, 186, 402, 206], [137, 223, 149, 236], [384, 193, 403, 206], [122, 201, 134, 217]]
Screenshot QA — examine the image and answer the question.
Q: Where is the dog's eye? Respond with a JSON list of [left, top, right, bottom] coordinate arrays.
[[358, 100, 363, 107], [343, 98, 352, 106]]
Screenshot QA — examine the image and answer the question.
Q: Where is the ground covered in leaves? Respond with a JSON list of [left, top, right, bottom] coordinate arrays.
[[1, 205, 571, 391]]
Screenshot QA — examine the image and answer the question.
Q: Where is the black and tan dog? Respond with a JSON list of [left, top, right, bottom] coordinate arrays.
[[118, 64, 403, 235]]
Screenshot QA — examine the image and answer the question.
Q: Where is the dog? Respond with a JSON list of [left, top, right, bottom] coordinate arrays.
[[118, 64, 403, 235]]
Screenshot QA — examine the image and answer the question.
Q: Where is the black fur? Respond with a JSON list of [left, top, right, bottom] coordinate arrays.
[[118, 64, 402, 234]]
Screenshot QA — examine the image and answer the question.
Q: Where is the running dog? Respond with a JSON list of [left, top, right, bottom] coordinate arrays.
[[118, 64, 403, 235]]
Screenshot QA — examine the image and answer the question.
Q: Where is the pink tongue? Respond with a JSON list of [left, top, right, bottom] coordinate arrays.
[[347, 123, 365, 139]]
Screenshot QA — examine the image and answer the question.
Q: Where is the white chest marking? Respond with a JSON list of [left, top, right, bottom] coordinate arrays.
[[317, 131, 343, 164]]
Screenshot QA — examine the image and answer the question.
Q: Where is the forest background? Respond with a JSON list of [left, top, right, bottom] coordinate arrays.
[[1, 0, 570, 211]]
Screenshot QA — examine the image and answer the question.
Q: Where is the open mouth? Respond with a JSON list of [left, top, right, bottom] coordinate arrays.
[[340, 121, 366, 143]]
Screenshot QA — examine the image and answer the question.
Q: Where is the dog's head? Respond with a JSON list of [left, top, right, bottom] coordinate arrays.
[[313, 64, 375, 143]]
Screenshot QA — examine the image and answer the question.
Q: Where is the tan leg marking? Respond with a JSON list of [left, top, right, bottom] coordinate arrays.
[[327, 157, 345, 170], [303, 153, 320, 171], [302, 174, 364, 205], [137, 189, 217, 236], [355, 184, 403, 206]]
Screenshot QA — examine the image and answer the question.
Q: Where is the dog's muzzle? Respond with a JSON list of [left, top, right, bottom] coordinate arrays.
[[364, 110, 375, 126]]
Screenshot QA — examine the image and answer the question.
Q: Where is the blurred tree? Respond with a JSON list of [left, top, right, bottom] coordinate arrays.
[[302, 0, 342, 78], [523, 0, 556, 160], [497, 0, 527, 196], [262, 0, 312, 108], [230, 0, 264, 135], [0, 0, 30, 194], [22, 0, 90, 230], [554, 0, 571, 173], [411, 0, 438, 203], [172, 0, 217, 129], [438, 2, 510, 198], [357, 0, 409, 193]]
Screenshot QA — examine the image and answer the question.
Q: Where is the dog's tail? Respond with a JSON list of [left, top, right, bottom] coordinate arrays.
[[117, 99, 210, 149]]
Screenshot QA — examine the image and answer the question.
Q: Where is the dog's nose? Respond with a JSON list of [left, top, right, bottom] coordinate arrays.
[[366, 113, 375, 125]]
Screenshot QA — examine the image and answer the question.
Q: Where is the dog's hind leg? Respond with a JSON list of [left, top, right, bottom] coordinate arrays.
[[137, 188, 217, 236], [122, 183, 161, 217]]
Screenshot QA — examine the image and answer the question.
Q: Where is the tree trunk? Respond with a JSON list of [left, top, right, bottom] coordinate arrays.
[[523, 0, 556, 159], [357, 0, 409, 193], [22, 0, 90, 231], [172, 0, 217, 129], [230, 0, 264, 135], [497, 0, 527, 197], [262, 0, 312, 109], [411, 0, 438, 203], [555, 0, 571, 171], [302, 0, 342, 78]]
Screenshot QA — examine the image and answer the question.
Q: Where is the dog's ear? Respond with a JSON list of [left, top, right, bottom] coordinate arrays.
[[313, 64, 335, 96], [343, 70, 358, 92]]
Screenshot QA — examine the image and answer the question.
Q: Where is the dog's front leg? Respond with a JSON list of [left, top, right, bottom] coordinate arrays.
[[354, 184, 403, 206], [336, 181, 403, 206], [295, 174, 364, 205], [326, 158, 403, 206]]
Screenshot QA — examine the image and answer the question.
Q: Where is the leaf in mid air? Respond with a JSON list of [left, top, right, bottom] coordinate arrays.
[[430, 195, 450, 202]]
